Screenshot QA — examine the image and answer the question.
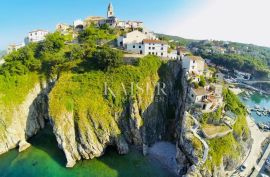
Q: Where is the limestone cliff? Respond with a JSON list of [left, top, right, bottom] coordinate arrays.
[[0, 81, 51, 155], [48, 59, 187, 168]]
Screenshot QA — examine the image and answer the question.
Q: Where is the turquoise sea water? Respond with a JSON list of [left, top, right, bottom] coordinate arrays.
[[0, 127, 173, 177], [239, 92, 270, 123]]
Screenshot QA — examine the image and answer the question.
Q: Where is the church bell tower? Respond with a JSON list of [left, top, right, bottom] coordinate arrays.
[[107, 3, 114, 18]]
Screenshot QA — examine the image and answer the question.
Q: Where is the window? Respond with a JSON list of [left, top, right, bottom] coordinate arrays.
[[133, 45, 135, 48], [193, 60, 195, 63], [191, 94, 194, 97], [161, 47, 164, 50], [139, 45, 141, 48], [152, 47, 155, 50], [149, 52, 151, 55], [152, 52, 155, 55], [149, 47, 151, 50], [161, 52, 163, 56]]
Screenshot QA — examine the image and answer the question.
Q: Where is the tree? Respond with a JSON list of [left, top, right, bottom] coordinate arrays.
[[199, 75, 206, 87], [1, 45, 41, 75], [94, 47, 123, 71], [36, 32, 65, 58]]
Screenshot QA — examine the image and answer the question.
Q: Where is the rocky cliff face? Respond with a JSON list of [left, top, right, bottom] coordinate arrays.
[[0, 82, 51, 155], [47, 60, 188, 168]]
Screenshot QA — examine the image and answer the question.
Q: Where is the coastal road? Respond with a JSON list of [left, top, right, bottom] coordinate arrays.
[[236, 116, 270, 177], [250, 143, 270, 177]]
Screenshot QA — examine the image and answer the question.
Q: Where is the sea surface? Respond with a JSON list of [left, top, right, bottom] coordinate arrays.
[[0, 127, 173, 177], [239, 92, 270, 123]]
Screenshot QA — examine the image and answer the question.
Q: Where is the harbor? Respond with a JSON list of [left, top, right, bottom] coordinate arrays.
[[239, 90, 270, 132]]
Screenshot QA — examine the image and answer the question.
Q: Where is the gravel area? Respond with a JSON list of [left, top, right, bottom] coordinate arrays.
[[148, 142, 178, 174]]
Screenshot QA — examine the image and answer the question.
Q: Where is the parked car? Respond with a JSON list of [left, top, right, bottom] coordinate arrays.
[[260, 173, 270, 177], [239, 164, 247, 172], [266, 158, 270, 166]]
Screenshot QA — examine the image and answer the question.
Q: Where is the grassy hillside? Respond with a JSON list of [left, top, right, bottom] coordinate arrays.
[[204, 89, 249, 171], [49, 56, 163, 134], [0, 73, 39, 127], [189, 40, 270, 79]]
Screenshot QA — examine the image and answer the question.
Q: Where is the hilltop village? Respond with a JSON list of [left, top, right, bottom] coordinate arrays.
[[2, 3, 269, 177]]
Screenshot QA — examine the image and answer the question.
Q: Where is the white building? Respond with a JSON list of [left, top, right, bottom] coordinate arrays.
[[99, 16, 118, 28], [7, 43, 25, 54], [117, 30, 156, 48], [125, 21, 144, 29], [126, 39, 168, 58], [168, 50, 179, 60], [84, 16, 105, 26], [189, 87, 209, 104], [24, 29, 49, 44], [182, 56, 205, 75], [177, 47, 191, 60], [189, 87, 219, 112], [56, 23, 70, 34], [73, 19, 84, 31]]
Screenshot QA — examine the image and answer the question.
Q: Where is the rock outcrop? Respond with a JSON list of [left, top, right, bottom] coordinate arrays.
[[0, 81, 51, 155], [48, 60, 188, 168]]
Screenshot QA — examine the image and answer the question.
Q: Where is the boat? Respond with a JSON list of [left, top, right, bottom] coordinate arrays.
[[255, 105, 260, 109], [257, 111, 262, 116]]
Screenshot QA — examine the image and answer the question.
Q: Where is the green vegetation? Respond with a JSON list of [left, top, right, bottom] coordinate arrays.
[[0, 25, 124, 128], [201, 107, 223, 124], [78, 25, 117, 44], [157, 33, 194, 47], [189, 40, 270, 79], [203, 89, 249, 171], [205, 133, 240, 169], [198, 75, 206, 87], [93, 46, 123, 71], [49, 56, 163, 135], [191, 136, 203, 155]]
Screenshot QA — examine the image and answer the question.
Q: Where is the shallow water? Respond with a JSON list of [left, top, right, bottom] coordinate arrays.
[[0, 127, 173, 177], [239, 92, 270, 123]]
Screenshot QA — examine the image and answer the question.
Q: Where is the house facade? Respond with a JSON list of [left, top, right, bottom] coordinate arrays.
[[56, 23, 70, 34], [126, 39, 168, 58], [168, 50, 179, 60], [117, 30, 156, 48], [7, 43, 25, 54], [73, 19, 85, 31], [189, 87, 209, 103], [25, 29, 49, 44], [182, 56, 205, 75], [189, 86, 222, 113]]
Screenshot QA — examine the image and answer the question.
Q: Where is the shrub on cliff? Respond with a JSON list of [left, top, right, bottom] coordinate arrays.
[[93, 46, 123, 71]]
